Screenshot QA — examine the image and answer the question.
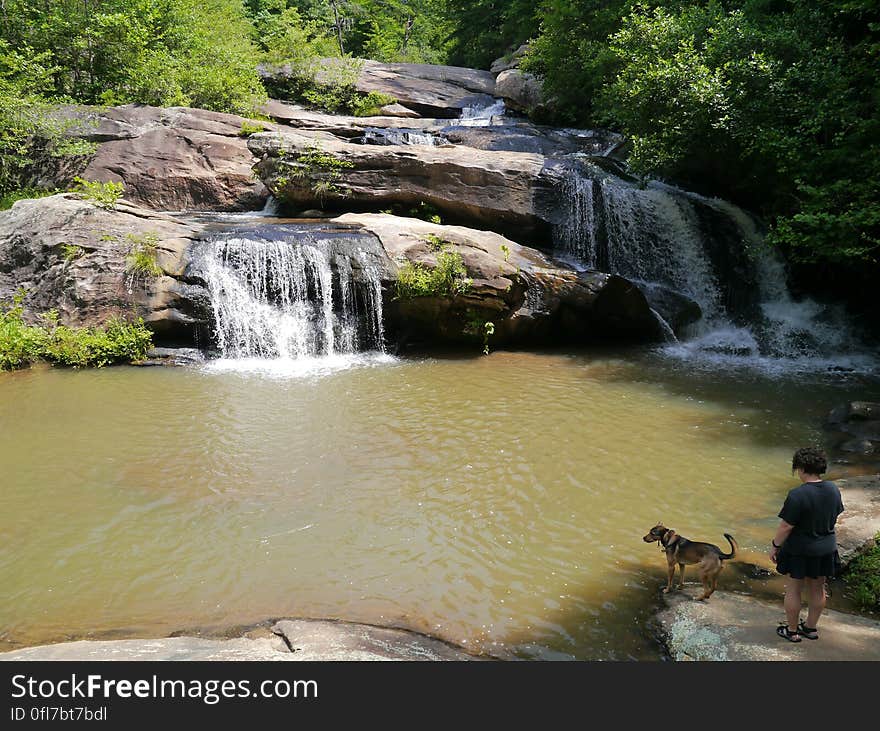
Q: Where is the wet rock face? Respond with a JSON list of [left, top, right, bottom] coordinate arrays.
[[0, 194, 211, 344], [332, 213, 664, 348], [0, 198, 665, 353]]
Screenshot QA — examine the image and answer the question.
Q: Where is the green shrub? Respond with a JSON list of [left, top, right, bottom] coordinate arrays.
[[410, 201, 442, 224], [0, 188, 57, 210], [124, 233, 163, 277], [276, 146, 354, 204], [845, 536, 880, 612], [264, 57, 397, 117], [0, 289, 152, 369], [350, 91, 397, 117], [425, 234, 451, 252], [61, 243, 84, 261], [395, 250, 471, 299], [463, 310, 496, 354], [239, 120, 267, 136], [71, 177, 124, 209]]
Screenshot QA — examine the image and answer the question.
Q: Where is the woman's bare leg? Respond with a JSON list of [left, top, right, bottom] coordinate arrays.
[[784, 578, 803, 632], [805, 577, 826, 628]]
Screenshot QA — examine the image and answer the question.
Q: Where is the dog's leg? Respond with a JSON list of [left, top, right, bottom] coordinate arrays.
[[705, 566, 723, 600], [678, 563, 686, 589], [696, 560, 721, 601], [663, 561, 676, 593]]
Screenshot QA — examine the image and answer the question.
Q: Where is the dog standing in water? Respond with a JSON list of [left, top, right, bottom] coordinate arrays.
[[643, 523, 738, 600]]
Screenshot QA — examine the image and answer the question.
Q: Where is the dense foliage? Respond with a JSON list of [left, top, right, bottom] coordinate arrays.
[[0, 291, 153, 369], [844, 535, 880, 612], [395, 250, 471, 299], [527, 0, 880, 266]]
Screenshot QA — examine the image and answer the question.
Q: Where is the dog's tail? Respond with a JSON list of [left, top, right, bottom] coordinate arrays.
[[719, 533, 737, 560]]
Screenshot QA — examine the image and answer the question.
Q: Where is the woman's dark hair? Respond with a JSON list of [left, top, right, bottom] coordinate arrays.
[[792, 446, 827, 476]]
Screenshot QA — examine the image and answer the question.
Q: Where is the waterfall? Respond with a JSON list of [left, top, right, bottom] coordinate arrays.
[[200, 227, 387, 361], [261, 196, 281, 215], [359, 127, 447, 146], [554, 166, 874, 370], [458, 98, 507, 127], [555, 175, 597, 269]]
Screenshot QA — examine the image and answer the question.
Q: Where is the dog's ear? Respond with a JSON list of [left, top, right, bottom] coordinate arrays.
[[666, 530, 677, 543]]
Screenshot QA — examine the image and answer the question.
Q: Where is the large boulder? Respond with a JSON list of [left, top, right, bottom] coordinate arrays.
[[262, 59, 496, 119], [0, 194, 211, 343], [490, 44, 530, 74], [493, 69, 545, 116], [38, 105, 270, 211], [249, 129, 562, 243], [332, 213, 664, 348], [824, 401, 880, 465], [836, 474, 880, 567]]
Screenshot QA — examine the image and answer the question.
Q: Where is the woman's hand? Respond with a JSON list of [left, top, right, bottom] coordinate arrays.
[[769, 545, 779, 563]]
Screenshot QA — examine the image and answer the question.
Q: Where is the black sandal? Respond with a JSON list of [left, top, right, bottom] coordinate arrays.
[[777, 625, 802, 642], [798, 621, 819, 640]]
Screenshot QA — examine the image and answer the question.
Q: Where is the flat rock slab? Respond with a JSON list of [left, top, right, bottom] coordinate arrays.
[[654, 590, 880, 661], [0, 620, 479, 661], [0, 637, 292, 662], [271, 619, 478, 661], [837, 474, 880, 565]]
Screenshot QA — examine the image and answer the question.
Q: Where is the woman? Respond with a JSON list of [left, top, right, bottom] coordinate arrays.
[[770, 446, 844, 642]]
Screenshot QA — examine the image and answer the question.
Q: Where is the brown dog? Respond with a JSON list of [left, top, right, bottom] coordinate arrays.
[[643, 523, 737, 601]]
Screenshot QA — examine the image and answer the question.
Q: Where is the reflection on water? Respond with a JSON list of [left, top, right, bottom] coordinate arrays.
[[1, 350, 877, 659]]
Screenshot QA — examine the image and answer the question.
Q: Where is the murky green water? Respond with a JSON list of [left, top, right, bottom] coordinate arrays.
[[1, 350, 877, 659]]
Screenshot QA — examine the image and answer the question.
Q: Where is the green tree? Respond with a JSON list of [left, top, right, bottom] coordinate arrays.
[[0, 0, 265, 114]]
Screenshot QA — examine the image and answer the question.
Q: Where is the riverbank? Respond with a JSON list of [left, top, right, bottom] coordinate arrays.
[[652, 473, 880, 661], [0, 619, 481, 661]]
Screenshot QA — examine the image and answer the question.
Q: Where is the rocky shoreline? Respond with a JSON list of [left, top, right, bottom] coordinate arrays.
[[0, 619, 483, 662], [652, 473, 880, 661]]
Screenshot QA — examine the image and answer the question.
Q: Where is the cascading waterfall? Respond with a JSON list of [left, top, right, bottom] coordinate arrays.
[[200, 229, 387, 362], [457, 98, 507, 127], [359, 127, 447, 146], [554, 165, 874, 370]]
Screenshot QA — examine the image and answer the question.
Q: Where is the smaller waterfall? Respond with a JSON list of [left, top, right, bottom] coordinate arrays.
[[555, 175, 597, 269], [261, 196, 281, 215], [200, 228, 387, 361], [359, 127, 447, 146], [458, 98, 507, 127]]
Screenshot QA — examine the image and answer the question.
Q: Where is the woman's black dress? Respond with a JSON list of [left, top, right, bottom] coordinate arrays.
[[776, 479, 844, 579]]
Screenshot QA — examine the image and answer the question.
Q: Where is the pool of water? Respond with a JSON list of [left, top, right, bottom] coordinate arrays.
[[1, 349, 877, 659]]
